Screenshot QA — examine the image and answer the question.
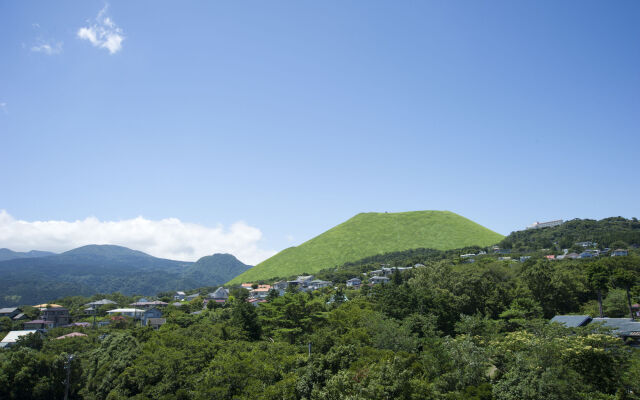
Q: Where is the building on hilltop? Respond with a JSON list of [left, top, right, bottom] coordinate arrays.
[[209, 287, 230, 303], [369, 276, 390, 285], [346, 278, 362, 288], [42, 307, 69, 327], [612, 249, 629, 257], [106, 308, 145, 319], [527, 220, 564, 230]]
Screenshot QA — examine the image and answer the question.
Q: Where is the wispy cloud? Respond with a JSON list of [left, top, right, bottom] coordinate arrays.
[[0, 210, 276, 265], [31, 41, 63, 55], [29, 23, 62, 55], [0, 103, 7, 114], [77, 5, 124, 54]]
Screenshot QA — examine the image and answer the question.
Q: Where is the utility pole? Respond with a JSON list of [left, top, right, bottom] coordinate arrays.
[[63, 354, 74, 400], [308, 342, 311, 357]]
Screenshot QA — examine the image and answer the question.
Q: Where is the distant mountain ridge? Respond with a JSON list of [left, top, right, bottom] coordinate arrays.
[[229, 210, 503, 284], [0, 248, 56, 262], [0, 244, 251, 307]]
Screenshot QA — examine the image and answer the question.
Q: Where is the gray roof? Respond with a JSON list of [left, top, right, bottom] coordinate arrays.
[[86, 299, 117, 306], [0, 307, 19, 314], [591, 318, 640, 336], [551, 315, 593, 328], [211, 287, 229, 299]]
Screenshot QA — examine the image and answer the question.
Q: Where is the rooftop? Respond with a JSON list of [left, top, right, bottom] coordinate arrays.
[[1, 330, 38, 344], [551, 315, 592, 328]]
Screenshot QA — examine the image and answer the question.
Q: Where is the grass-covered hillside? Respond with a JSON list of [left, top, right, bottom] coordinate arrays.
[[229, 210, 503, 283]]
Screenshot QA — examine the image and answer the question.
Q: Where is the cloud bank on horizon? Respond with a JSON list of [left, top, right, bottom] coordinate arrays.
[[0, 210, 276, 265]]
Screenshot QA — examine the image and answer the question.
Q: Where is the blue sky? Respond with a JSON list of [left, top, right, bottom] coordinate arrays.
[[1, 1, 639, 263]]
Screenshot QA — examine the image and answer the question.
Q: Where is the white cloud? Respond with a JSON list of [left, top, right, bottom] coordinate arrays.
[[77, 5, 124, 54], [0, 103, 6, 114], [31, 41, 63, 55], [0, 210, 277, 265]]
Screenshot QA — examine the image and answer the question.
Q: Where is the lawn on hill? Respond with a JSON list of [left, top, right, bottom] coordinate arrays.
[[229, 210, 503, 284]]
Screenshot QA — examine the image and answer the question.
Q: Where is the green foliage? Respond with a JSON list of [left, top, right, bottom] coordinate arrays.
[[1, 230, 639, 399], [230, 210, 504, 283], [0, 246, 250, 307], [500, 217, 640, 252]]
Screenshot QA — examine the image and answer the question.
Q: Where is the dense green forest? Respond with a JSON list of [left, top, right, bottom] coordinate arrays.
[[0, 246, 251, 307], [1, 248, 639, 399], [499, 217, 640, 252]]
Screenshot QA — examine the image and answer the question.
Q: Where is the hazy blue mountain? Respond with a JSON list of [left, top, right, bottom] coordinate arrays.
[[184, 253, 252, 284], [0, 248, 56, 262], [0, 245, 251, 307]]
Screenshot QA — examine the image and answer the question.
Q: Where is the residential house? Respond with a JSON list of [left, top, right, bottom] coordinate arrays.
[[86, 299, 116, 307], [23, 320, 54, 330], [544, 255, 555, 260], [85, 299, 117, 314], [12, 313, 27, 321], [146, 318, 166, 330], [287, 276, 314, 290], [591, 318, 640, 344], [174, 291, 186, 301], [611, 249, 629, 257], [0, 330, 39, 348], [346, 278, 362, 288], [106, 308, 144, 319], [551, 315, 592, 328], [460, 254, 475, 259], [520, 256, 531, 262], [241, 283, 254, 290], [141, 308, 163, 326], [0, 307, 21, 319], [185, 293, 200, 302], [32, 303, 63, 311], [42, 307, 69, 327], [565, 253, 580, 259], [130, 300, 168, 309], [576, 241, 597, 248], [247, 298, 267, 307], [369, 276, 390, 285], [527, 220, 563, 229], [209, 287, 230, 304], [308, 280, 332, 291], [250, 285, 272, 299], [551, 315, 640, 345], [579, 252, 595, 259], [273, 281, 288, 292]]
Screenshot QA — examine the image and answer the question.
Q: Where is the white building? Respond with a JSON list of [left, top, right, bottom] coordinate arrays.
[[527, 220, 563, 230], [106, 308, 145, 318], [0, 330, 38, 348]]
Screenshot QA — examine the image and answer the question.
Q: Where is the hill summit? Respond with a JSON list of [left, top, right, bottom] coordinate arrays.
[[228, 210, 503, 284]]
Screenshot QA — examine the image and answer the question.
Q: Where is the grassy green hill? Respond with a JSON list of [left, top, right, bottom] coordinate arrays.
[[229, 210, 504, 284]]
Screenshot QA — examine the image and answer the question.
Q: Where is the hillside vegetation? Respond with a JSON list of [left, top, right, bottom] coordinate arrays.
[[0, 245, 251, 307], [500, 217, 640, 252], [229, 210, 503, 283]]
